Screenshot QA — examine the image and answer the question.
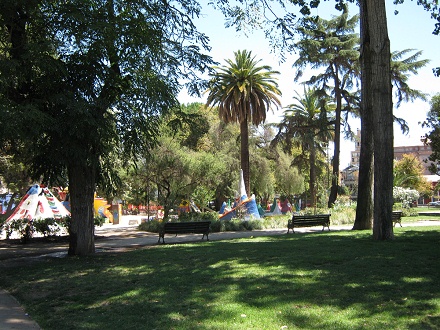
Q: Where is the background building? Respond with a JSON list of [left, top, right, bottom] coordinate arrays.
[[341, 129, 439, 201]]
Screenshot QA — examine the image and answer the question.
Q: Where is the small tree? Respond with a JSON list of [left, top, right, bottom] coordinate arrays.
[[393, 154, 431, 196]]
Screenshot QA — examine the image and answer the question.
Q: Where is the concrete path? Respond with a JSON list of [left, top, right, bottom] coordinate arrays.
[[1, 216, 439, 330], [0, 290, 40, 330]]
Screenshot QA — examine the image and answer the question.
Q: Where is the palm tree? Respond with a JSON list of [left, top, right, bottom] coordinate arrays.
[[206, 50, 281, 196], [273, 87, 333, 209]]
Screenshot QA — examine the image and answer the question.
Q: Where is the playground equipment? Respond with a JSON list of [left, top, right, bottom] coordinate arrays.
[[218, 170, 261, 220], [6, 184, 70, 222]]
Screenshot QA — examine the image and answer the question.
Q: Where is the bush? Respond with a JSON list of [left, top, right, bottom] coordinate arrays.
[[0, 213, 109, 242], [138, 212, 291, 233], [177, 211, 219, 223], [138, 219, 165, 233], [94, 216, 107, 227], [32, 218, 64, 237], [299, 198, 357, 226], [3, 218, 34, 242]]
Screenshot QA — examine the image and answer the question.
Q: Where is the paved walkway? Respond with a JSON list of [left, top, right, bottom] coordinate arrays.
[[1, 217, 439, 329]]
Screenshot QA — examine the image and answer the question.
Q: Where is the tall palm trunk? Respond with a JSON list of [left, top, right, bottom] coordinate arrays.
[[240, 119, 250, 196]]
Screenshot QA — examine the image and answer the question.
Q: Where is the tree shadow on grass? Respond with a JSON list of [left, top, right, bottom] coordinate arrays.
[[0, 228, 439, 329]]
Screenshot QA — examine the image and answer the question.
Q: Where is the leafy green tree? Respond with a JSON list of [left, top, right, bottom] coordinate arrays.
[[0, 1, 213, 255], [250, 154, 276, 205], [422, 94, 440, 174], [206, 49, 282, 197], [292, 11, 360, 207], [144, 134, 226, 218], [391, 49, 430, 109], [273, 151, 305, 200], [393, 154, 431, 196], [274, 87, 332, 208]]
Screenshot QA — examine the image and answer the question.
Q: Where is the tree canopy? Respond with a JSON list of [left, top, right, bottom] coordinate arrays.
[[0, 0, 214, 255]]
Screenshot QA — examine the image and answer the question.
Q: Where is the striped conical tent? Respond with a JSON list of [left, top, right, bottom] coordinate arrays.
[[6, 184, 71, 222]]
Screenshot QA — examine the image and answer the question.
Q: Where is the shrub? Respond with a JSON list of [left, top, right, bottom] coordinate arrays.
[[33, 218, 63, 237], [138, 219, 164, 233], [178, 211, 219, 222], [3, 218, 34, 242], [299, 200, 357, 226], [138, 212, 291, 233], [94, 216, 107, 227]]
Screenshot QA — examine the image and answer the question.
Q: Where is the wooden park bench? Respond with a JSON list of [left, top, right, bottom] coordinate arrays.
[[287, 214, 331, 233], [392, 211, 403, 227], [158, 221, 211, 244]]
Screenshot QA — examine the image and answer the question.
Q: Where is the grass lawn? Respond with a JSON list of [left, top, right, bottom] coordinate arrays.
[[1, 226, 439, 330]]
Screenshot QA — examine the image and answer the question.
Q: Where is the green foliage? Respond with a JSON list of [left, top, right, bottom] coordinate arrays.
[[177, 211, 219, 223], [273, 151, 305, 198], [32, 218, 62, 237], [299, 198, 356, 226], [2, 217, 71, 241], [0, 0, 215, 254], [94, 216, 107, 227], [274, 87, 333, 207], [3, 219, 34, 241], [423, 94, 440, 175], [138, 219, 164, 233], [140, 212, 291, 233], [393, 154, 431, 195]]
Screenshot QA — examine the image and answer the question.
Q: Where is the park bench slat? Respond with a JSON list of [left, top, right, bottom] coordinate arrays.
[[158, 221, 211, 243], [287, 214, 331, 233]]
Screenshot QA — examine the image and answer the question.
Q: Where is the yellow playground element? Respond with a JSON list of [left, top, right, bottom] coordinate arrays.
[[94, 196, 113, 223]]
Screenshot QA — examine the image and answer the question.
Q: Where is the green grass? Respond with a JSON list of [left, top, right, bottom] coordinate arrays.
[[1, 226, 439, 329]]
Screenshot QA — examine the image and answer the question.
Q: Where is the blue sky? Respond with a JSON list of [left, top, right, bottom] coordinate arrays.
[[179, 1, 440, 167]]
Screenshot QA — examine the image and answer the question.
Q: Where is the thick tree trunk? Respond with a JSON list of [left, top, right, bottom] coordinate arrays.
[[353, 120, 374, 229], [68, 161, 96, 256], [354, 0, 375, 230], [240, 119, 250, 197], [360, 0, 394, 239]]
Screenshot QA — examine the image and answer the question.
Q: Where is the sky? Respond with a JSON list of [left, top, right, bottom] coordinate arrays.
[[178, 0, 440, 168]]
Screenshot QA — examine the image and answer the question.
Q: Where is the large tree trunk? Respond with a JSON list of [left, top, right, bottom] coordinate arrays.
[[360, 0, 394, 240], [354, 0, 375, 230], [240, 119, 250, 196], [68, 161, 96, 256], [353, 119, 374, 229]]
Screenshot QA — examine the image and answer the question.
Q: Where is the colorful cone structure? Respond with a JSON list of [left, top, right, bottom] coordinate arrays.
[[219, 170, 260, 220], [6, 184, 71, 222]]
